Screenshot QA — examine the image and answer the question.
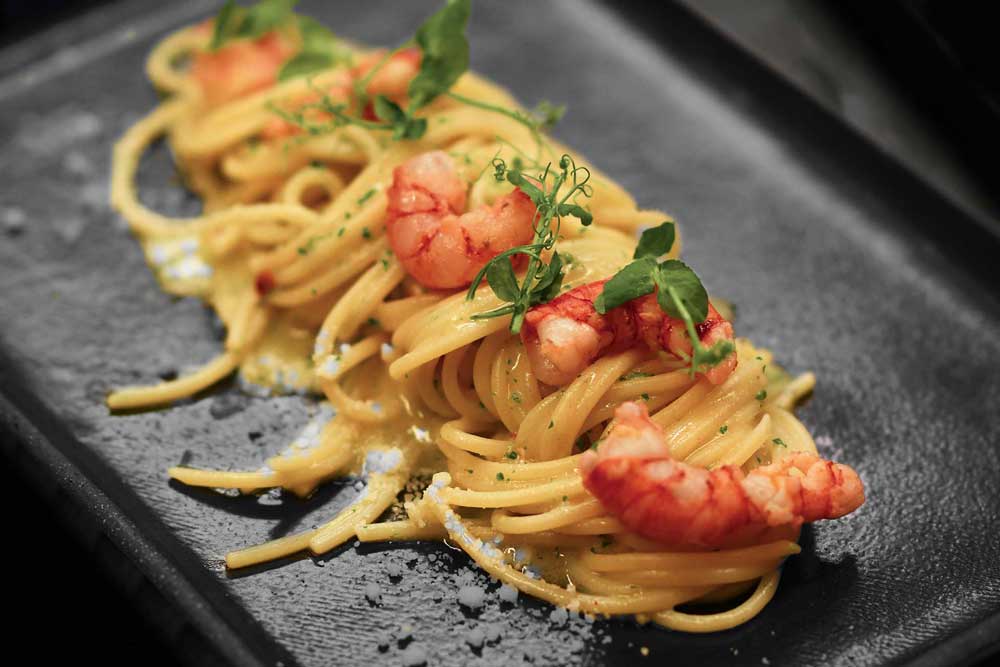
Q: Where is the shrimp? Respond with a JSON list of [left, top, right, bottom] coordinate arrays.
[[259, 48, 421, 140], [522, 279, 736, 386], [192, 31, 297, 106], [580, 402, 865, 548], [353, 47, 422, 118], [385, 151, 537, 290]]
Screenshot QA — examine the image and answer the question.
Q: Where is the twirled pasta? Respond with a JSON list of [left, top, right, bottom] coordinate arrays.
[[109, 11, 835, 634]]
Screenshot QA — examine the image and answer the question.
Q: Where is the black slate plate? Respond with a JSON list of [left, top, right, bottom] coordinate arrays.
[[2, 1, 999, 665]]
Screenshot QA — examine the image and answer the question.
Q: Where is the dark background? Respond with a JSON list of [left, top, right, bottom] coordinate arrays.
[[1, 1, 998, 665]]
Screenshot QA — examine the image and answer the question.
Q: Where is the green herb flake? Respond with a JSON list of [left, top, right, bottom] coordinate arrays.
[[496, 472, 505, 481], [361, 227, 372, 239], [756, 390, 768, 401], [719, 425, 728, 434], [506, 451, 518, 460], [357, 189, 377, 206], [510, 392, 522, 404], [772, 438, 787, 448]]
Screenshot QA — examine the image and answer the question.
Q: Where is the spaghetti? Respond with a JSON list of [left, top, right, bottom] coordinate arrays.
[[108, 0, 862, 633]]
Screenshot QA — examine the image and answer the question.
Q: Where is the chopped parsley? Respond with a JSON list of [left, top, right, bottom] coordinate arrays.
[[719, 424, 728, 434], [756, 390, 768, 401], [772, 438, 787, 448]]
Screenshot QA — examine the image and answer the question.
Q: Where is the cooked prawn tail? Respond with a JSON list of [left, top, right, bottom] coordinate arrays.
[[581, 402, 866, 548]]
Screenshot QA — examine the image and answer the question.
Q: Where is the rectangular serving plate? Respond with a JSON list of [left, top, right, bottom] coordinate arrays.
[[1, 1, 998, 665]]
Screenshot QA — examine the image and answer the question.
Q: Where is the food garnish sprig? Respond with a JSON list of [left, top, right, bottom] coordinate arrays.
[[595, 222, 736, 376], [466, 155, 594, 334], [226, 0, 562, 143]]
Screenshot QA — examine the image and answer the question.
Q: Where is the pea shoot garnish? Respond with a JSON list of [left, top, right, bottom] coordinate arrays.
[[466, 155, 594, 334], [210, 0, 298, 51], [595, 222, 735, 376], [264, 0, 563, 143]]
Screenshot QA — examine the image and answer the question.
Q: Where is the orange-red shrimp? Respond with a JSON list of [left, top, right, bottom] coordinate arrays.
[[522, 279, 736, 386], [353, 47, 422, 119], [385, 151, 537, 290], [192, 31, 297, 106], [260, 48, 421, 139], [581, 402, 865, 548]]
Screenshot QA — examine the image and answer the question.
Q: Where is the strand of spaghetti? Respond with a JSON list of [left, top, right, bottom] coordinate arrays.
[[440, 347, 485, 420], [681, 402, 759, 468], [566, 559, 642, 596], [107, 351, 240, 410], [491, 499, 605, 534], [266, 238, 389, 307], [357, 520, 447, 542], [145, 27, 203, 94], [438, 442, 581, 481], [580, 371, 695, 434], [557, 517, 625, 535], [606, 564, 778, 587], [424, 474, 709, 615], [226, 530, 318, 570], [314, 262, 406, 361], [111, 98, 199, 237], [713, 413, 772, 468], [532, 350, 645, 461], [470, 331, 507, 417], [772, 372, 816, 411], [767, 405, 820, 460], [373, 294, 443, 332], [653, 571, 781, 633], [579, 541, 800, 571], [309, 473, 406, 553], [167, 467, 275, 490], [476, 529, 597, 549], [438, 420, 510, 458], [223, 294, 257, 352], [442, 476, 584, 508], [271, 193, 389, 285]]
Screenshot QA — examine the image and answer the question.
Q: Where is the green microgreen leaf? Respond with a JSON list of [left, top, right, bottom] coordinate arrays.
[[557, 203, 593, 226], [407, 0, 471, 110], [593, 256, 657, 314], [654, 259, 708, 322], [211, 0, 298, 51], [485, 258, 520, 303], [373, 95, 428, 140], [633, 221, 675, 259], [277, 16, 351, 81]]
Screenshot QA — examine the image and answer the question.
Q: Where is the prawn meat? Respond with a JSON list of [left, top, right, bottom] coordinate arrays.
[[261, 49, 421, 139], [192, 30, 296, 106], [522, 279, 736, 386], [581, 402, 865, 548], [385, 151, 537, 290]]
